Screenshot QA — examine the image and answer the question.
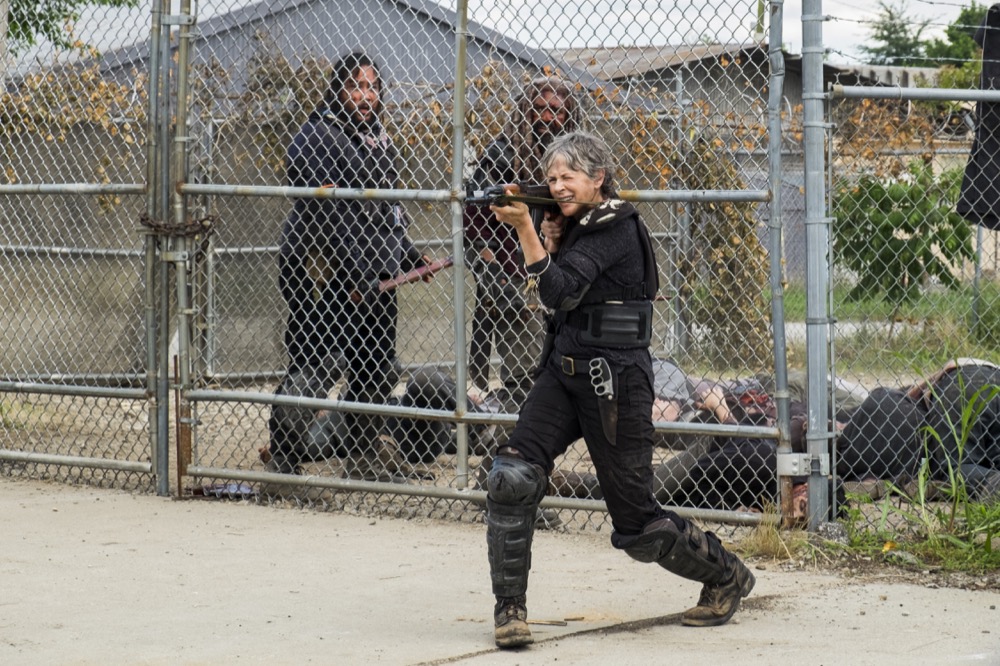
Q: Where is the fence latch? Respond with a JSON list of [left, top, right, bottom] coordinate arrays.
[[161, 14, 196, 26], [777, 452, 830, 477], [162, 250, 189, 263]]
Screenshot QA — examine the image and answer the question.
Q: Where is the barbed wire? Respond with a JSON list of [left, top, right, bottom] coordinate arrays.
[[828, 14, 983, 32], [912, 0, 977, 9], [826, 45, 999, 67], [824, 7, 991, 68]]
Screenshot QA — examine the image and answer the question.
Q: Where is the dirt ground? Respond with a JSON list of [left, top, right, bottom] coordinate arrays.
[[2, 477, 999, 666]]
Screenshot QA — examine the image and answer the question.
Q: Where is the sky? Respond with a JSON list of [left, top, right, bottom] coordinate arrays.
[[4, 0, 971, 71], [784, 0, 970, 65], [471, 0, 970, 66]]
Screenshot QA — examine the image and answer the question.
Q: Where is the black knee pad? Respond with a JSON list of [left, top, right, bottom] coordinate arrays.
[[487, 455, 546, 506], [613, 515, 685, 563], [486, 455, 547, 598]]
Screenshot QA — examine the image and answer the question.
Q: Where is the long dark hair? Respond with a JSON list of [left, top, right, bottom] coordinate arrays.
[[505, 76, 582, 182], [324, 51, 384, 125]]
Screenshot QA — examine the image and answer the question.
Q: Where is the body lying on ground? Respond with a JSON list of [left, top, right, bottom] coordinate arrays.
[[264, 358, 1000, 512], [554, 359, 1000, 512]]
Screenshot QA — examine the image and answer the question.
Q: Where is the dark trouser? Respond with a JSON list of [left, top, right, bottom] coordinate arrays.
[[487, 353, 741, 600], [275, 279, 399, 461], [468, 299, 496, 393], [503, 353, 663, 535], [468, 281, 542, 407], [925, 365, 1000, 496]]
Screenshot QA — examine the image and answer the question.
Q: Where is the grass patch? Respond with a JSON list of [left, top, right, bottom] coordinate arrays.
[[781, 280, 1000, 327], [738, 505, 808, 560], [832, 376, 1000, 575], [777, 281, 1000, 379], [840, 496, 1000, 574]]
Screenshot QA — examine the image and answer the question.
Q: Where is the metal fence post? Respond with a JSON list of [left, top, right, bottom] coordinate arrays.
[[451, 0, 472, 489], [767, 0, 795, 522], [146, 0, 173, 496], [802, 0, 832, 529]]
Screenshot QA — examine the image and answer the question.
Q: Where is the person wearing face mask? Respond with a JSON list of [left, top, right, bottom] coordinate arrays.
[[463, 76, 581, 411], [484, 131, 755, 649], [265, 51, 430, 484]]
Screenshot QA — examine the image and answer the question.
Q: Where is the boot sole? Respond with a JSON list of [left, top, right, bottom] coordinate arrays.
[[681, 570, 756, 627], [495, 630, 534, 649], [495, 618, 533, 649]]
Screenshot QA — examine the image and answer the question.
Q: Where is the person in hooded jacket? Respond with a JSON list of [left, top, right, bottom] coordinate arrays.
[[484, 131, 755, 649], [463, 76, 581, 409], [266, 51, 428, 481]]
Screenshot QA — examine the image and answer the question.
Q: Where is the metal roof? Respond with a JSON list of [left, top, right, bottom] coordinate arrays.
[[551, 41, 940, 90], [91, 0, 606, 91], [549, 43, 767, 80]]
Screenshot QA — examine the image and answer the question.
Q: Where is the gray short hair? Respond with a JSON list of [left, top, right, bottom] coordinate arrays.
[[540, 131, 617, 197]]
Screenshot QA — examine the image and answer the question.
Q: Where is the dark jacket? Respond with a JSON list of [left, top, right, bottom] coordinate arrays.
[[463, 136, 525, 278], [924, 364, 1000, 488], [279, 109, 423, 306], [956, 3, 1000, 229]]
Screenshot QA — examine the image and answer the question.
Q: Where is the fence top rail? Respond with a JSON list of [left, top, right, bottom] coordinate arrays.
[[180, 183, 770, 203], [831, 84, 1000, 103]]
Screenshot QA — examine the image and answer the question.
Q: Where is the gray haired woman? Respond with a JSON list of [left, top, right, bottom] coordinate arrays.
[[484, 131, 755, 648]]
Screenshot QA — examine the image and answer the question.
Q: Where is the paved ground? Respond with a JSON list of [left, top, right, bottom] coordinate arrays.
[[2, 478, 999, 665]]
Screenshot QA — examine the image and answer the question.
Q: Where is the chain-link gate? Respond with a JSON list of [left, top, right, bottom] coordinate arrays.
[[0, 3, 160, 492], [4, 1, 801, 530]]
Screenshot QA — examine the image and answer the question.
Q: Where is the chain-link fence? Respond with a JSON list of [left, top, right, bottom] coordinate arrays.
[[825, 72, 1000, 530], [170, 0, 788, 531], [27, 0, 1000, 534]]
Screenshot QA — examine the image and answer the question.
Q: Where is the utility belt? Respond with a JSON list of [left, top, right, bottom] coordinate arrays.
[[563, 301, 653, 348]]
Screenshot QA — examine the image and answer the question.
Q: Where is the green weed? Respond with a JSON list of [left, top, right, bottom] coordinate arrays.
[[836, 367, 1000, 573]]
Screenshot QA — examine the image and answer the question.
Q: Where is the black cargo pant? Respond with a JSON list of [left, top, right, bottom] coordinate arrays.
[[503, 352, 668, 536]]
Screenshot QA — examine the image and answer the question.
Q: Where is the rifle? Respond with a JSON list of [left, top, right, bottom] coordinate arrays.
[[465, 182, 560, 232]]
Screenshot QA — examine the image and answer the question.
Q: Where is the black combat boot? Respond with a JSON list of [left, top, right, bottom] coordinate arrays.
[[681, 555, 756, 627], [494, 595, 532, 648]]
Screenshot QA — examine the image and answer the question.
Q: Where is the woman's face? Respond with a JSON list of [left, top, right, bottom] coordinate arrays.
[[339, 65, 380, 124], [546, 155, 605, 218]]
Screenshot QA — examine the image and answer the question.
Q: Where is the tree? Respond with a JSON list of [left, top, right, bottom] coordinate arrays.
[[7, 0, 138, 55], [831, 160, 974, 307], [925, 2, 988, 65], [860, 0, 930, 66], [925, 3, 989, 91]]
